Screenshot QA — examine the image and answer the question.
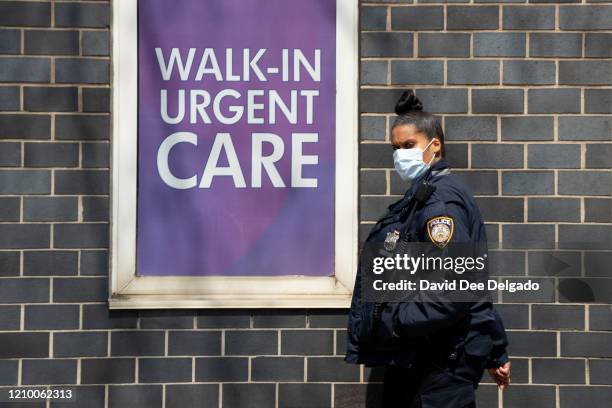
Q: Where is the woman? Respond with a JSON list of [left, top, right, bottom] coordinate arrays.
[[345, 90, 511, 407]]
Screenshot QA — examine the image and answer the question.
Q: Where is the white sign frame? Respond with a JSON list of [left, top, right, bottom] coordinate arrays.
[[109, 0, 359, 308]]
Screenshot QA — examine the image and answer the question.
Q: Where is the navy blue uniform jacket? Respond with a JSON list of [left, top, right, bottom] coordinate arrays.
[[345, 159, 509, 369]]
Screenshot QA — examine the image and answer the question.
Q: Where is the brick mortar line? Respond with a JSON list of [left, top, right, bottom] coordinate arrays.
[[0, 25, 109, 31], [19, 86, 24, 111], [134, 357, 139, 384], [14, 26, 111, 33], [0, 55, 109, 59], [385, 4, 390, 32], [50, 0, 54, 30], [359, 85, 612, 89], [3, 140, 111, 144], [443, 5, 447, 32], [272, 382, 278, 408], [357, 167, 612, 172], [359, 111, 612, 115], [360, 219, 612, 223], [52, 0, 109, 3], [191, 357, 196, 383], [524, 30, 532, 59], [0, 168, 110, 172], [359, 56, 611, 61], [19, 303, 24, 330], [3, 380, 609, 385], [359, 141, 611, 144], [247, 356, 251, 382], [528, 357, 590, 360], [385, 169, 390, 195], [376, 3, 612, 6], [19, 29, 24, 55], [0, 111, 110, 114], [467, 87, 472, 115], [0, 221, 108, 225], [77, 86, 82, 112], [18, 194, 23, 222], [359, 29, 612, 33], [50, 113, 55, 142], [585, 348, 591, 385], [50, 56, 55, 84], [78, 303, 82, 328], [0, 84, 111, 88], [361, 217, 610, 223], [3, 328, 612, 334], [0, 194, 109, 202], [77, 195, 83, 223], [0, 84, 110, 89], [16, 359, 22, 387], [467, 140, 472, 167], [0, 382, 604, 393]]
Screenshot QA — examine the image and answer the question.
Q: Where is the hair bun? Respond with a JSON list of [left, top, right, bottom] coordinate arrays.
[[394, 90, 423, 115]]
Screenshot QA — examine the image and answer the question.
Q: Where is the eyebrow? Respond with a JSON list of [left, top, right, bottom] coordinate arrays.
[[392, 139, 417, 149]]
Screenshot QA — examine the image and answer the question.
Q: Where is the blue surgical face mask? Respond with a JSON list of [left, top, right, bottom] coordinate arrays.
[[393, 138, 435, 182]]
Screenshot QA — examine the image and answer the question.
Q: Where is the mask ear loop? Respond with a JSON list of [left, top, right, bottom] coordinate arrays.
[[420, 139, 437, 183], [424, 138, 437, 166]]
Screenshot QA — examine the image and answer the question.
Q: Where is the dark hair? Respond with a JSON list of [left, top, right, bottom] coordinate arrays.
[[391, 90, 445, 157]]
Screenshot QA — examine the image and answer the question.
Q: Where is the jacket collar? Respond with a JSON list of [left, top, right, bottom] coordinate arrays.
[[400, 158, 451, 199], [430, 158, 451, 175]]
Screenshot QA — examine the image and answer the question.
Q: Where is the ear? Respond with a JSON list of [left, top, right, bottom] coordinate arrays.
[[431, 138, 442, 156]]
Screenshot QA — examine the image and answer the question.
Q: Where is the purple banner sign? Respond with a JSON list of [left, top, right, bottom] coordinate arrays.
[[136, 0, 336, 276]]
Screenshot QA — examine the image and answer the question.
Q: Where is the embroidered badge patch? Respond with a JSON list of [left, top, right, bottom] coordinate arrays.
[[384, 230, 401, 251], [426, 216, 454, 248]]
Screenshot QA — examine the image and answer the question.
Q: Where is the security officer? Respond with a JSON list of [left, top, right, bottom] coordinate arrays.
[[345, 90, 511, 407]]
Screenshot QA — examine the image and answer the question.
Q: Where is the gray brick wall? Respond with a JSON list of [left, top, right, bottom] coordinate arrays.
[[0, 1, 611, 407]]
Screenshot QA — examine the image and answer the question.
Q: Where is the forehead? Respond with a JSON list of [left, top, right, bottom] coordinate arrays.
[[392, 124, 426, 143]]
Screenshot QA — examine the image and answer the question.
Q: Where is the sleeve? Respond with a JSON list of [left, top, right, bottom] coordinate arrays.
[[345, 262, 364, 363], [392, 291, 471, 337], [486, 307, 510, 368], [391, 199, 475, 338], [487, 350, 509, 369], [417, 200, 472, 243]]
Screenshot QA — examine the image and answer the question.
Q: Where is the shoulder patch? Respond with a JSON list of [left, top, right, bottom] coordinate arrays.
[[426, 216, 454, 248]]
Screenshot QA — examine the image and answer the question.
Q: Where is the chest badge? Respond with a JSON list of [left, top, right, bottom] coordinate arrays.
[[427, 216, 454, 248], [384, 230, 401, 251]]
